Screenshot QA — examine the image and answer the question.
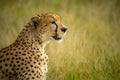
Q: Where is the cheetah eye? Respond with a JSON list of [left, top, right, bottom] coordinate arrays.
[[50, 21, 58, 27], [50, 21, 58, 32], [50, 21, 56, 24]]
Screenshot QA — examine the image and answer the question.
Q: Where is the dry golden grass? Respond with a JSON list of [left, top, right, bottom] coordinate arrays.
[[0, 0, 120, 80]]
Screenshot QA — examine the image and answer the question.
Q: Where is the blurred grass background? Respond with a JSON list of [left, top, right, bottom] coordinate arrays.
[[0, 0, 120, 80]]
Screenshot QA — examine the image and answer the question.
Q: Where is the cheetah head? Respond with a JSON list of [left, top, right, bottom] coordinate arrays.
[[29, 13, 67, 43]]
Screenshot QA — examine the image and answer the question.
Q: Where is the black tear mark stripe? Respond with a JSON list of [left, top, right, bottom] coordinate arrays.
[[54, 22, 58, 33], [53, 21, 58, 33], [50, 21, 58, 33]]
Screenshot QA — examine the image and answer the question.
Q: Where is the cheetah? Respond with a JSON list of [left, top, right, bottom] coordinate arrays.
[[0, 13, 67, 80]]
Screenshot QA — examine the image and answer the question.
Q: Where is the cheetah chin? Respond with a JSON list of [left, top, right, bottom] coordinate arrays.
[[52, 36, 62, 40]]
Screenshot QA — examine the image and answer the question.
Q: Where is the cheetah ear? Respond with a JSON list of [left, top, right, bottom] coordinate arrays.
[[31, 17, 39, 29]]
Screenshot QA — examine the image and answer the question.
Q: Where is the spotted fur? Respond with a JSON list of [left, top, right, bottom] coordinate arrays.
[[0, 13, 67, 80]]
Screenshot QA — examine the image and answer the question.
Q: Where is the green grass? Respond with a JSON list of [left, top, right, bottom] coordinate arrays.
[[0, 0, 120, 80]]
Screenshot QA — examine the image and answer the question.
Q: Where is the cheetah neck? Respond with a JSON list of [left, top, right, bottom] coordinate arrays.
[[14, 25, 49, 52]]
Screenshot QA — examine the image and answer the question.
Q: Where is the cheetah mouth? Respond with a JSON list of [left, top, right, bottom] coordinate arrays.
[[52, 36, 62, 40]]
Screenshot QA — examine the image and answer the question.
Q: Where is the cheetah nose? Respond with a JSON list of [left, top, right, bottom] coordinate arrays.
[[61, 27, 67, 32]]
